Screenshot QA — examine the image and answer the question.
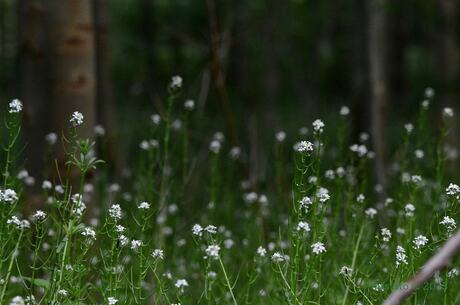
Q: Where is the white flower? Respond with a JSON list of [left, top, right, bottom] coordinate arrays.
[[299, 196, 312, 211], [192, 224, 203, 236], [57, 289, 68, 297], [404, 123, 414, 134], [294, 141, 314, 153], [42, 180, 52, 190], [0, 189, 18, 203], [413, 235, 428, 250], [32, 210, 47, 221], [243, 192, 258, 204], [421, 99, 430, 109], [7, 216, 30, 229], [209, 140, 221, 154], [296, 221, 311, 233], [340, 106, 350, 116], [311, 242, 326, 255], [45, 132, 58, 145], [275, 131, 286, 142], [119, 235, 129, 246], [108, 297, 118, 305], [324, 169, 335, 180], [170, 75, 183, 90], [229, 146, 241, 160], [411, 175, 422, 185], [108, 204, 122, 221], [350, 144, 368, 157], [131, 240, 142, 251], [396, 245, 408, 267], [138, 201, 150, 209], [440, 216, 456, 232], [381, 228, 392, 242], [81, 227, 96, 240], [10, 296, 25, 305], [271, 252, 287, 263], [356, 194, 365, 203], [204, 225, 217, 234], [404, 203, 415, 217], [448, 268, 459, 278], [339, 266, 353, 277], [9, 99, 23, 113], [257, 246, 267, 257], [151, 114, 161, 125], [152, 249, 164, 259], [317, 187, 330, 203], [70, 111, 84, 126], [184, 99, 195, 110], [425, 87, 435, 98], [115, 225, 125, 233], [175, 279, 189, 290], [312, 119, 325, 133], [205, 244, 220, 259], [446, 183, 460, 197], [414, 149, 424, 159], [443, 107, 454, 118], [365, 208, 378, 219], [94, 125, 105, 136]]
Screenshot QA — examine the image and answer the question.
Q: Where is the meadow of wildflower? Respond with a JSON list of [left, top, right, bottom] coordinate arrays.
[[0, 80, 459, 305]]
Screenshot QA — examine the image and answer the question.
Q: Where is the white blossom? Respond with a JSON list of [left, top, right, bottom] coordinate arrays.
[[311, 242, 326, 255], [9, 99, 23, 113], [205, 244, 220, 259], [312, 119, 325, 133], [70, 111, 84, 126]]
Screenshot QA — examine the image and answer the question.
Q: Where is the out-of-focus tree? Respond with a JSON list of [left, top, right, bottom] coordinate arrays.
[[18, 0, 49, 185], [46, 0, 96, 167]]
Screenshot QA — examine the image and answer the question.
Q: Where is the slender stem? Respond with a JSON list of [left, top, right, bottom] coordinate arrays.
[[218, 257, 238, 305], [0, 230, 23, 304]]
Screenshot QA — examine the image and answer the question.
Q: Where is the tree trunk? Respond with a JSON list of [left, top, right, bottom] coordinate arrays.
[[368, 0, 388, 193], [46, 0, 96, 171], [18, 0, 49, 185]]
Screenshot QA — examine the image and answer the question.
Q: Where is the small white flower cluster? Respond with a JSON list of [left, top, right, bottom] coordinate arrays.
[[340, 106, 350, 116], [170, 75, 183, 90], [412, 235, 428, 250], [446, 183, 460, 200], [209, 140, 221, 154], [311, 242, 326, 255], [17, 169, 35, 186], [271, 252, 288, 263], [32, 210, 47, 222], [443, 107, 454, 118], [404, 203, 415, 217], [256, 246, 267, 257], [0, 189, 18, 203], [70, 111, 84, 126], [312, 119, 325, 134], [71, 193, 86, 217], [365, 208, 378, 219], [192, 224, 217, 237], [138, 201, 150, 209], [275, 131, 286, 142], [140, 139, 159, 150], [108, 297, 118, 305], [381, 228, 391, 242], [152, 249, 164, 260], [108, 204, 122, 221], [7, 215, 30, 230], [339, 266, 353, 277], [81, 226, 96, 240], [296, 221, 311, 233], [350, 144, 368, 158], [404, 123, 414, 134], [205, 244, 221, 260], [131, 240, 143, 252], [9, 99, 23, 113], [175, 279, 189, 292], [316, 187, 330, 203], [396, 246, 408, 267], [294, 140, 314, 153], [184, 99, 195, 111], [440, 216, 456, 232]]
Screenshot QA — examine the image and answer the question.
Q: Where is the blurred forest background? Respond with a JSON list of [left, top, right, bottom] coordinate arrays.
[[0, 0, 459, 187]]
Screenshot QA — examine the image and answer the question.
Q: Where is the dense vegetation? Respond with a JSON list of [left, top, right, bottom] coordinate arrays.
[[1, 81, 459, 305]]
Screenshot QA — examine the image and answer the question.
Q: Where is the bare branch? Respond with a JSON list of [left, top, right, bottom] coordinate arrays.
[[382, 229, 460, 305]]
